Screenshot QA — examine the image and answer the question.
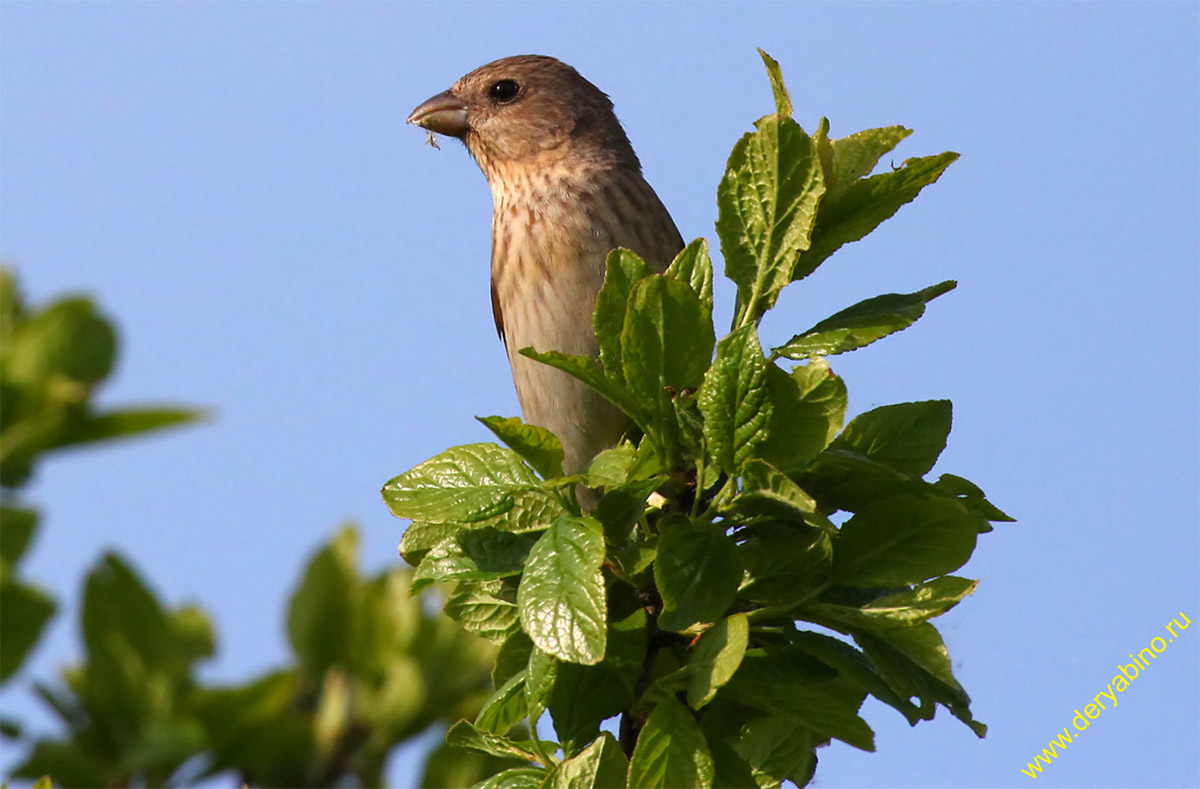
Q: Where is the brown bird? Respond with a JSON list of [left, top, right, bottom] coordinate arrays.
[[409, 55, 684, 475]]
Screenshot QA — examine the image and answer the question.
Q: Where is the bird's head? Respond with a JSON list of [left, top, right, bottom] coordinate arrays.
[[408, 55, 640, 181]]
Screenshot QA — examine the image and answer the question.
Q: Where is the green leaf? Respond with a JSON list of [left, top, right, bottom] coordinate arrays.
[[525, 646, 557, 727], [627, 696, 714, 789], [773, 281, 956, 358], [788, 629, 922, 725], [477, 416, 564, 480], [520, 349, 645, 431], [855, 622, 986, 736], [621, 275, 715, 454], [398, 520, 463, 566], [595, 249, 654, 386], [738, 522, 831, 605], [797, 448, 922, 513], [382, 443, 544, 523], [446, 579, 520, 644], [4, 297, 116, 387], [544, 732, 628, 789], [698, 325, 772, 473], [798, 152, 959, 276], [518, 517, 607, 664], [582, 442, 637, 488], [595, 477, 663, 546], [476, 670, 528, 734], [730, 458, 823, 524], [814, 577, 978, 628], [862, 576, 978, 624], [445, 720, 542, 763], [664, 238, 714, 311], [753, 359, 847, 474], [287, 527, 357, 676], [548, 610, 646, 754], [48, 407, 205, 451], [718, 114, 826, 327], [728, 650, 875, 751], [735, 715, 816, 788], [655, 515, 742, 632], [758, 49, 793, 117], [829, 126, 913, 198], [472, 767, 548, 788], [934, 473, 1015, 526], [412, 527, 535, 594], [687, 613, 749, 708], [0, 505, 38, 567], [832, 400, 952, 477], [832, 495, 978, 586], [0, 578, 56, 684], [493, 630, 535, 688]]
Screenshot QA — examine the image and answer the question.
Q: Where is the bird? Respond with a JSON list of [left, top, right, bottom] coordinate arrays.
[[408, 55, 684, 477]]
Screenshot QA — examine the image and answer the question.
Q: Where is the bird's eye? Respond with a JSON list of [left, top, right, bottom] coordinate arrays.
[[488, 79, 521, 104]]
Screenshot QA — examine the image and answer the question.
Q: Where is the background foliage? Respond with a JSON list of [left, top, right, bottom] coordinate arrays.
[[0, 270, 506, 787]]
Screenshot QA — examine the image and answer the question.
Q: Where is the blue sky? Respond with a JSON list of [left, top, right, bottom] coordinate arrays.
[[2, 2, 1197, 787]]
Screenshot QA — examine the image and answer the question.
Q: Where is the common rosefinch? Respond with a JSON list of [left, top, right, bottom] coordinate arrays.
[[409, 55, 684, 475]]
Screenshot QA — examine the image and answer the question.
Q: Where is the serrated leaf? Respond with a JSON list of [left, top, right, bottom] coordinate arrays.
[[596, 249, 654, 386], [728, 651, 875, 751], [446, 720, 542, 763], [664, 238, 714, 311], [525, 646, 557, 727], [687, 613, 749, 708], [518, 517, 606, 664], [383, 443, 544, 523], [627, 696, 714, 789], [655, 515, 742, 632], [797, 152, 958, 277], [544, 732, 628, 789], [934, 473, 1015, 524], [753, 359, 847, 474], [698, 325, 772, 473], [473, 767, 547, 789], [718, 114, 826, 327], [829, 126, 913, 198], [730, 458, 821, 524], [582, 442, 637, 488], [832, 400, 952, 477], [476, 670, 528, 735], [411, 528, 535, 594], [547, 610, 647, 755], [445, 580, 520, 644], [494, 631, 535, 688], [477, 415, 564, 480], [832, 495, 978, 586], [773, 281, 956, 358], [621, 276, 714, 454], [757, 49, 792, 117]]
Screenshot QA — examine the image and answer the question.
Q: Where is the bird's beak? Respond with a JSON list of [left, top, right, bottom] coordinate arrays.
[[408, 90, 469, 138]]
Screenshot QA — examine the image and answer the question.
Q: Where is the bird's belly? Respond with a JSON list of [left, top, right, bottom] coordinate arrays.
[[499, 271, 628, 474]]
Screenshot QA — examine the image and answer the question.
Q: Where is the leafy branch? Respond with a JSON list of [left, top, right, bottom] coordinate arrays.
[[384, 49, 1010, 789]]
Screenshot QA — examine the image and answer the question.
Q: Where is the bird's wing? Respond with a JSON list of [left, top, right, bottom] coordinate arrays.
[[490, 276, 506, 344]]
